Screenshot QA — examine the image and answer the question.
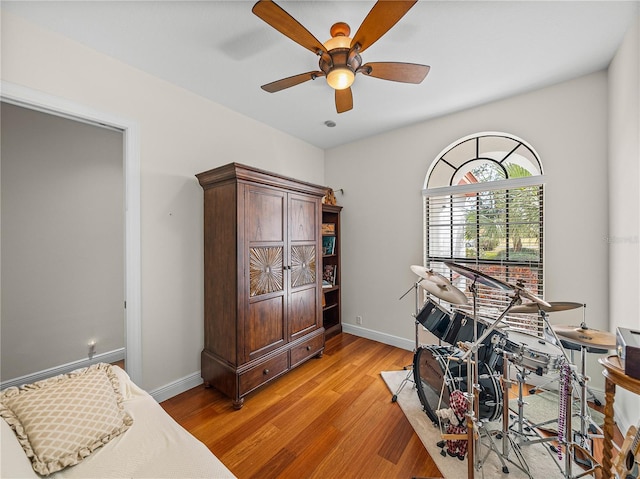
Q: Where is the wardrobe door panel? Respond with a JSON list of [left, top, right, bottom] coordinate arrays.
[[289, 287, 317, 340], [247, 296, 285, 360]]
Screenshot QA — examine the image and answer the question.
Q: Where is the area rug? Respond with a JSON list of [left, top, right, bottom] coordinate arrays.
[[381, 370, 597, 479], [508, 391, 604, 434]]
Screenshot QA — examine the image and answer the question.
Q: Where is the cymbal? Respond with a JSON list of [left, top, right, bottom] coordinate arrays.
[[419, 280, 468, 305], [444, 261, 513, 291], [409, 265, 448, 286], [509, 280, 551, 308], [552, 324, 616, 349], [510, 301, 584, 314]]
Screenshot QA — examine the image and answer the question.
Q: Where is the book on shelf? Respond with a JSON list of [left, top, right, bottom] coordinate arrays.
[[322, 236, 336, 255], [323, 264, 337, 286], [322, 223, 336, 235]]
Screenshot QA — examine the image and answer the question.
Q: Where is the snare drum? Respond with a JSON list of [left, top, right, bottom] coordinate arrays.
[[413, 345, 503, 424], [416, 299, 451, 341], [500, 330, 564, 375]]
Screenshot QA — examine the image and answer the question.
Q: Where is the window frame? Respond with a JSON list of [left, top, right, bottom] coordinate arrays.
[[422, 132, 545, 335]]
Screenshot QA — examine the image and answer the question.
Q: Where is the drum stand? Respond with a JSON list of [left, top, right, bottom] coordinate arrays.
[[504, 312, 602, 479], [459, 282, 527, 478], [392, 279, 424, 402]]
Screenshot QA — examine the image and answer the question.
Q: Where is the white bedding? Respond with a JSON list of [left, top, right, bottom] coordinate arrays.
[[1, 366, 236, 479]]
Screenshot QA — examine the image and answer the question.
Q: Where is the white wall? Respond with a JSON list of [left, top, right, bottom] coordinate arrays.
[[0, 10, 325, 392], [326, 71, 610, 392], [608, 13, 640, 431], [1, 103, 125, 380]]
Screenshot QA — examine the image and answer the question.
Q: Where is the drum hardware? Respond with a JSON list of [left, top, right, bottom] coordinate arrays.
[[393, 276, 427, 402], [510, 279, 552, 308], [442, 262, 519, 478], [498, 353, 602, 479], [475, 349, 534, 478], [394, 266, 467, 402], [504, 307, 604, 479], [561, 339, 606, 469], [425, 263, 567, 478]]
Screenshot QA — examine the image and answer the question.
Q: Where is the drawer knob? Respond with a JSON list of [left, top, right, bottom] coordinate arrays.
[[306, 346, 311, 351], [263, 369, 270, 375]]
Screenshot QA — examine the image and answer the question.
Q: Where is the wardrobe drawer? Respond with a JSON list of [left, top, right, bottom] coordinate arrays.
[[239, 352, 288, 396], [291, 334, 324, 367]]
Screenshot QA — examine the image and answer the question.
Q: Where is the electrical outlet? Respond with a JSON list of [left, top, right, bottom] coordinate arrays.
[[356, 315, 363, 325]]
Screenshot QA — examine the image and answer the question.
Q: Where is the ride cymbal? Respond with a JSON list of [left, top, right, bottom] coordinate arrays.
[[444, 261, 513, 291], [510, 301, 584, 314], [552, 324, 616, 349]]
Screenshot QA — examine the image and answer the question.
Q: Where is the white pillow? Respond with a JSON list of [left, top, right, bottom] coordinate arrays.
[[1, 416, 38, 478], [0, 363, 133, 476]]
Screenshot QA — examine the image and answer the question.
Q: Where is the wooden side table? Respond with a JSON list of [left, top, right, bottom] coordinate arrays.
[[599, 355, 640, 479]]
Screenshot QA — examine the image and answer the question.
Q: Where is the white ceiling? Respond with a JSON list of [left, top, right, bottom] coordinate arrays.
[[3, 1, 638, 149]]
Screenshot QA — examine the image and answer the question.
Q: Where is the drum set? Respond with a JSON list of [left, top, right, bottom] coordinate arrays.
[[400, 262, 616, 479]]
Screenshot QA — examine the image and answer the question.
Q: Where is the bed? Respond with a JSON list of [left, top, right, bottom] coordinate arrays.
[[1, 364, 236, 479]]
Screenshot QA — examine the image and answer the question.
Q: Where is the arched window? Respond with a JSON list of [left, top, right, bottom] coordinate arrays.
[[423, 132, 545, 333]]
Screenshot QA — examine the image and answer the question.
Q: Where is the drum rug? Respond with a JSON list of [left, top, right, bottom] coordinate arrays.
[[381, 370, 597, 479], [507, 390, 604, 434]]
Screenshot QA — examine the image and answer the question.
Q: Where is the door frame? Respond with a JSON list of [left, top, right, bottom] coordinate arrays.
[[1, 81, 142, 384]]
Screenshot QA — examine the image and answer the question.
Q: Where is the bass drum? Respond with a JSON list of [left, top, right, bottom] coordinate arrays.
[[413, 345, 503, 424]]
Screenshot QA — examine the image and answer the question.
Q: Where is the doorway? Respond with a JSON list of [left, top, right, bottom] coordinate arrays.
[[0, 83, 142, 384]]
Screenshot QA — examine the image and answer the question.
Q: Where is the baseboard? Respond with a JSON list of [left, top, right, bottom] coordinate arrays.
[[0, 348, 125, 390], [149, 371, 203, 403], [342, 323, 414, 351]]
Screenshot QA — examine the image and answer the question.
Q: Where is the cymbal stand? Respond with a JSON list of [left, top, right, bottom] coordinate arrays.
[[392, 279, 423, 402], [463, 280, 524, 477], [571, 342, 604, 468], [479, 350, 533, 477], [536, 309, 605, 454], [508, 317, 602, 479]]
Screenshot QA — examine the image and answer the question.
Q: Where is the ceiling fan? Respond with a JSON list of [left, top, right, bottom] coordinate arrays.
[[252, 0, 430, 114]]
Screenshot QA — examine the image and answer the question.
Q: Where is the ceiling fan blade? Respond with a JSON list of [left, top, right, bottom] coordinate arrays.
[[335, 88, 353, 113], [252, 0, 327, 56], [351, 0, 418, 53], [360, 62, 430, 83], [261, 71, 325, 93]]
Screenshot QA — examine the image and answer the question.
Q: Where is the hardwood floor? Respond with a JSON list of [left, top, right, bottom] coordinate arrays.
[[161, 333, 620, 479], [161, 333, 441, 478]]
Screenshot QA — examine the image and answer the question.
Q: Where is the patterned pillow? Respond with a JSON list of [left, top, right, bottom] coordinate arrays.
[[0, 363, 133, 476]]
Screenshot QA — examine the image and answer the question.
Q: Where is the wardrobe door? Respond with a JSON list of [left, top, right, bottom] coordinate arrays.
[[288, 193, 321, 341], [245, 185, 287, 362]]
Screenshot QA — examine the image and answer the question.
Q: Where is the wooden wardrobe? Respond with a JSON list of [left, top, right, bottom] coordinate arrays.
[[196, 163, 326, 408]]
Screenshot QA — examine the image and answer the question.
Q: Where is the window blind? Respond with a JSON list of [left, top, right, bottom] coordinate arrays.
[[423, 182, 544, 334]]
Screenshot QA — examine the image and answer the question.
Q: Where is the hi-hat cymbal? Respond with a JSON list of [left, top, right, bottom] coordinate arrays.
[[444, 261, 513, 291], [510, 301, 584, 314], [552, 324, 616, 349], [409, 265, 448, 286], [419, 280, 468, 305]]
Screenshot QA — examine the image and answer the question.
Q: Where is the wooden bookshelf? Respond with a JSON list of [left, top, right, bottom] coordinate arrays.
[[322, 204, 342, 339]]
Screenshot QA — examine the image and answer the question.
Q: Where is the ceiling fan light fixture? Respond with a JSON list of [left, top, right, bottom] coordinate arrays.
[[326, 67, 355, 90], [323, 35, 351, 51]]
